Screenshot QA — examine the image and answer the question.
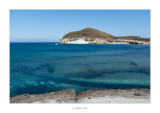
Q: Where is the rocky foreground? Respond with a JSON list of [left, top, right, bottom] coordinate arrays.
[[10, 89, 150, 103]]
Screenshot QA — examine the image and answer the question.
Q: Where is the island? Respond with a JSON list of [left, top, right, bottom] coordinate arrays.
[[59, 28, 150, 45]]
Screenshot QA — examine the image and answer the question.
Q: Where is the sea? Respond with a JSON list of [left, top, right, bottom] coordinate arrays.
[[10, 42, 150, 97]]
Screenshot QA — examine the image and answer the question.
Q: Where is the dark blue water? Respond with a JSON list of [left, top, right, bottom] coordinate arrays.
[[10, 42, 150, 97]]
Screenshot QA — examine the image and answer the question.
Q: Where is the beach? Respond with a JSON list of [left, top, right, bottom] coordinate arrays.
[[10, 89, 150, 103]]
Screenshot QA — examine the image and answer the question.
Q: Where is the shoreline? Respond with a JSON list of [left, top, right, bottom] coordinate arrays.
[[58, 41, 150, 45], [58, 43, 150, 45], [10, 88, 150, 103]]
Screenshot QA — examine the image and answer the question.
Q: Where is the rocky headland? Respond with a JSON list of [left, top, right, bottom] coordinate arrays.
[[59, 28, 150, 45], [10, 89, 150, 103]]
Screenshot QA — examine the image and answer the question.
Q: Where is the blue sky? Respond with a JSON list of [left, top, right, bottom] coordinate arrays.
[[10, 10, 150, 42]]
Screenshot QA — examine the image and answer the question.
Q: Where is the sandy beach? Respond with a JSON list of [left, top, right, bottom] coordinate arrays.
[[10, 89, 150, 103]]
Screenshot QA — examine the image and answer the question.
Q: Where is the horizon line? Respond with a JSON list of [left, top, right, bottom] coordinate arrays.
[[10, 41, 58, 43]]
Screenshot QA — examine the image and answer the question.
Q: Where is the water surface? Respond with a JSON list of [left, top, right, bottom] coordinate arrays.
[[10, 42, 150, 97]]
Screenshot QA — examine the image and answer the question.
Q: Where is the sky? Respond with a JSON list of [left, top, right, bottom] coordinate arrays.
[[10, 10, 150, 42]]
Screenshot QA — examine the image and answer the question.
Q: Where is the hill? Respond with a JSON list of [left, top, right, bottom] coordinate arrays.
[[63, 28, 116, 39], [59, 28, 150, 44]]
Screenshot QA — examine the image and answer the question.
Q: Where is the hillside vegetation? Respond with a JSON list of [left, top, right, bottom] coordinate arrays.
[[117, 36, 150, 42], [63, 28, 116, 39]]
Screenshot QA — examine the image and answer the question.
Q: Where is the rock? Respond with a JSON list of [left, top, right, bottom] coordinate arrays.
[[10, 89, 76, 103], [10, 89, 150, 103]]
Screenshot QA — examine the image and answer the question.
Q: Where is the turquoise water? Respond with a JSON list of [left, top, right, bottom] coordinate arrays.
[[10, 42, 150, 97]]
